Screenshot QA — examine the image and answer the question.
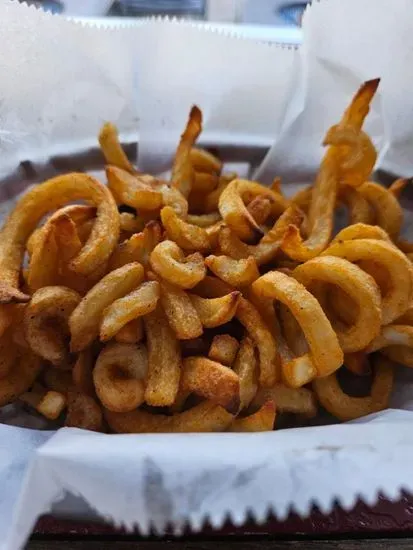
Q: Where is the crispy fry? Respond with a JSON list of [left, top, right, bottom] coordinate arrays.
[[381, 345, 413, 368], [100, 281, 160, 342], [232, 336, 258, 410], [106, 167, 163, 210], [219, 179, 287, 241], [253, 384, 317, 417], [0, 330, 20, 379], [366, 324, 413, 363], [105, 400, 234, 434], [0, 304, 18, 339], [109, 221, 162, 270], [158, 279, 203, 340], [204, 176, 233, 213], [181, 356, 240, 413], [25, 286, 81, 367], [294, 256, 382, 352], [114, 317, 144, 344], [99, 122, 134, 173], [344, 352, 371, 376], [20, 386, 66, 420], [171, 106, 202, 198], [192, 172, 219, 194], [313, 355, 393, 421], [0, 352, 41, 407], [150, 240, 206, 289], [94, 343, 148, 413], [358, 181, 403, 238], [143, 306, 181, 407], [395, 303, 413, 325], [331, 223, 392, 244], [119, 212, 145, 234], [208, 334, 239, 366], [161, 206, 210, 251], [229, 400, 276, 432], [252, 271, 343, 385], [246, 196, 272, 226], [321, 239, 413, 324], [69, 263, 144, 352], [26, 221, 59, 292], [188, 292, 241, 328], [187, 212, 221, 228], [72, 348, 96, 397], [205, 255, 259, 288], [338, 184, 374, 225], [65, 391, 103, 432], [389, 178, 409, 198], [190, 147, 222, 175]]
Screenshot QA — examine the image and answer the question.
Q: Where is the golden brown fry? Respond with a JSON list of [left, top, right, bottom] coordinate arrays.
[[381, 345, 413, 368], [232, 336, 258, 410], [150, 240, 206, 289], [0, 173, 119, 303], [119, 212, 145, 234], [229, 400, 276, 432], [94, 343, 148, 413], [65, 391, 103, 432], [358, 181, 403, 238], [114, 317, 144, 344], [188, 291, 241, 328], [72, 348, 96, 397], [100, 281, 160, 342], [294, 256, 382, 352], [246, 196, 272, 226], [204, 176, 233, 213], [189, 147, 222, 175], [366, 324, 413, 363], [313, 355, 393, 421], [395, 303, 413, 325], [20, 385, 66, 420], [338, 184, 374, 225], [208, 334, 239, 366], [252, 271, 343, 385], [331, 223, 392, 244], [344, 352, 371, 376], [109, 221, 162, 271], [99, 122, 135, 173], [219, 179, 287, 241], [205, 255, 259, 288], [389, 178, 409, 198], [105, 400, 234, 434], [321, 238, 413, 324], [181, 356, 240, 413], [69, 263, 144, 352], [27, 221, 59, 292], [0, 329, 20, 379], [0, 352, 41, 407], [0, 304, 19, 339], [253, 384, 317, 417], [161, 206, 210, 251], [192, 172, 219, 194], [171, 106, 202, 198], [187, 212, 221, 228], [143, 306, 181, 407], [106, 166, 163, 210], [25, 286, 81, 367], [158, 279, 203, 340]]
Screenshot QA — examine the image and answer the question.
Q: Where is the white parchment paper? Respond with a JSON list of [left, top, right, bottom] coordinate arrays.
[[2, 0, 413, 549]]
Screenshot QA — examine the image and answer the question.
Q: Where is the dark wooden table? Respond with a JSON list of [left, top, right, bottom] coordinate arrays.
[[26, 492, 413, 549]]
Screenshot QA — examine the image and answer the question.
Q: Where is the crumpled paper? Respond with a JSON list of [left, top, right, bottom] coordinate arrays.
[[2, 0, 413, 549]]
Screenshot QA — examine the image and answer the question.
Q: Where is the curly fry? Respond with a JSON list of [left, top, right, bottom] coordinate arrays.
[[150, 240, 205, 289], [99, 122, 135, 173]]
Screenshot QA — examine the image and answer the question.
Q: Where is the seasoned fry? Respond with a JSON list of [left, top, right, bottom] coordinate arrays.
[[109, 221, 162, 270], [69, 263, 144, 352], [322, 239, 413, 324], [0, 352, 41, 407], [187, 212, 221, 228], [331, 223, 392, 244], [344, 352, 371, 376], [0, 330, 20, 379], [106, 166, 163, 210], [105, 400, 234, 434], [143, 306, 181, 406], [94, 343, 148, 412], [99, 122, 135, 173], [338, 184, 374, 225], [100, 281, 160, 341], [158, 279, 203, 340], [205, 255, 259, 288], [114, 317, 144, 344], [26, 221, 59, 292], [208, 334, 239, 366], [20, 385, 66, 420], [313, 355, 393, 421], [150, 240, 206, 289], [119, 212, 145, 234], [229, 400, 276, 432], [65, 391, 103, 432], [358, 181, 403, 238], [232, 336, 258, 410], [253, 384, 317, 417], [190, 147, 222, 175], [25, 286, 81, 367], [192, 172, 219, 194], [246, 196, 272, 225], [181, 356, 240, 413], [188, 292, 240, 328], [161, 206, 210, 251]]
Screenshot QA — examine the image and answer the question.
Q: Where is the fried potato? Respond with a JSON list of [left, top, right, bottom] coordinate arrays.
[[99, 122, 135, 173], [190, 147, 222, 175], [358, 181, 403, 238], [106, 166, 163, 210], [94, 343, 148, 412], [0, 329, 20, 379], [114, 317, 144, 344], [26, 220, 59, 292], [105, 400, 234, 434], [158, 279, 203, 340], [294, 256, 382, 352], [150, 240, 205, 289], [192, 172, 219, 194], [69, 263, 144, 352], [204, 175, 233, 213], [181, 356, 240, 413], [366, 324, 413, 364], [109, 221, 162, 270], [20, 385, 66, 420], [246, 196, 272, 226], [161, 206, 210, 251], [119, 212, 145, 234], [208, 334, 239, 366], [381, 345, 413, 368], [229, 400, 276, 432], [188, 292, 240, 328], [313, 355, 393, 421], [253, 384, 317, 418], [65, 391, 103, 432], [344, 352, 371, 376], [395, 303, 413, 325], [25, 286, 81, 367], [322, 239, 413, 324], [331, 223, 392, 244], [143, 306, 181, 406], [0, 304, 19, 339], [100, 281, 160, 341], [43, 367, 74, 394], [218, 179, 287, 241], [187, 212, 221, 228], [171, 106, 202, 198], [232, 336, 258, 410], [338, 184, 374, 225], [72, 348, 96, 397], [0, 352, 42, 407], [252, 271, 343, 386], [205, 255, 259, 288]]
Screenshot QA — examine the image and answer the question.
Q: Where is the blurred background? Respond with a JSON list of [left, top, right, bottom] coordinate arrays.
[[18, 0, 305, 44]]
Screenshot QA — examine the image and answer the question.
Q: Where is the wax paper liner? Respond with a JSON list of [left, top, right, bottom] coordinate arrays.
[[1, 0, 413, 549]]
